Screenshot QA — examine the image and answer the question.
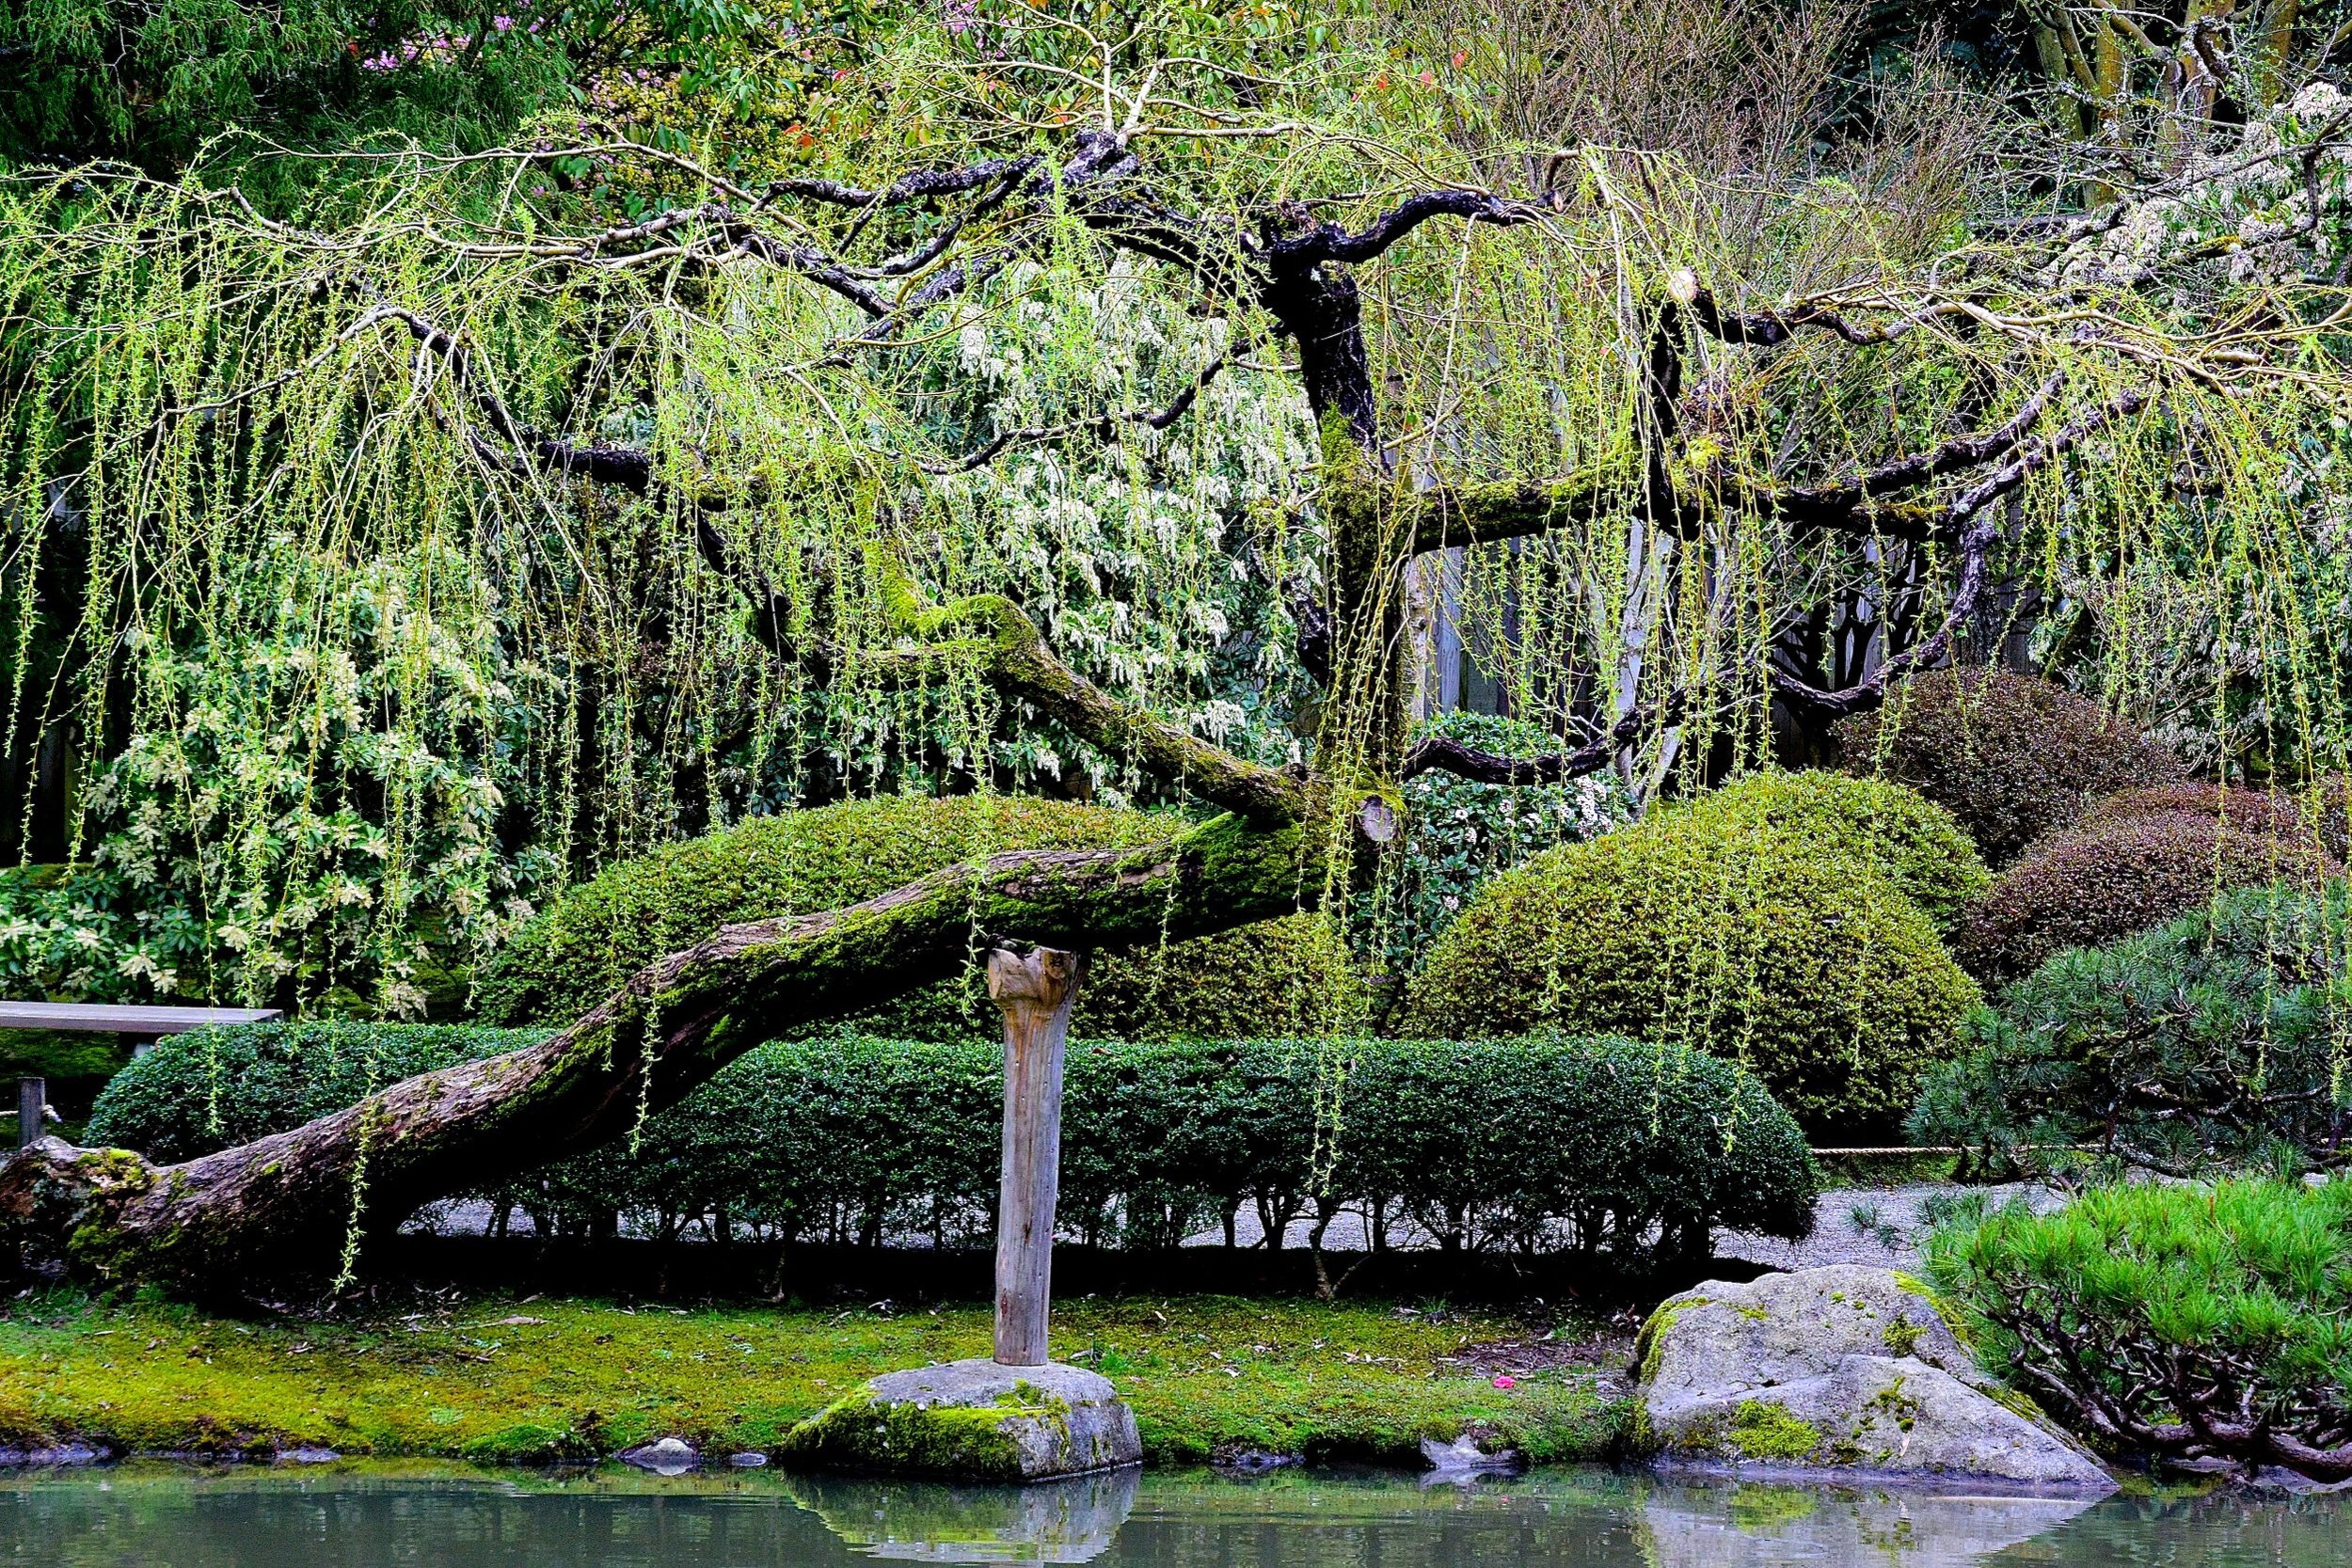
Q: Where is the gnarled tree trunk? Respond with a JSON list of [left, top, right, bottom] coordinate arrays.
[[0, 812, 1347, 1294]]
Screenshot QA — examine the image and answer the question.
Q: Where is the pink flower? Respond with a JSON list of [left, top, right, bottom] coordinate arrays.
[[492, 14, 513, 29], [1491, 1375, 1517, 1389]]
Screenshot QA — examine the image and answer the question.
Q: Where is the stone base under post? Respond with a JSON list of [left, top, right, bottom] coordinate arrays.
[[776, 1358, 1141, 1481]]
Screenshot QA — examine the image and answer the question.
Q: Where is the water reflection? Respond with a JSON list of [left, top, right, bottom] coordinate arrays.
[[1639, 1481, 2099, 1568], [791, 1467, 1139, 1562], [0, 1463, 2342, 1567]]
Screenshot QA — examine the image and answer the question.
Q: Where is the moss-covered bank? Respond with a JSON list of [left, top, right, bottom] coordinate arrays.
[[0, 1291, 1626, 1466]]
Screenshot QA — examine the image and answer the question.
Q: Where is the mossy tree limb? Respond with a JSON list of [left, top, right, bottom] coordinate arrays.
[[0, 811, 1337, 1292]]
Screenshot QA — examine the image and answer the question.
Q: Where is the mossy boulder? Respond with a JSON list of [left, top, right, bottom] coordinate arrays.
[[1637, 1266, 2110, 1487], [777, 1359, 1140, 1481], [1400, 777, 1979, 1134], [473, 794, 1357, 1039]]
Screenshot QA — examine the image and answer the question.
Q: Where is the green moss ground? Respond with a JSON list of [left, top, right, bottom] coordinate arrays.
[[0, 1291, 1626, 1466]]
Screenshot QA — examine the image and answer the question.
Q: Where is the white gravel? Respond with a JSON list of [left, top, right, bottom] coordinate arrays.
[[1715, 1183, 2064, 1275]]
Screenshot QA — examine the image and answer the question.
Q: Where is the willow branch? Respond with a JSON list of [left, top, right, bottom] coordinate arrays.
[[1770, 386, 2153, 718], [1269, 188, 1558, 266], [1735, 371, 2070, 540], [1400, 702, 1663, 784], [866, 544, 1314, 823]]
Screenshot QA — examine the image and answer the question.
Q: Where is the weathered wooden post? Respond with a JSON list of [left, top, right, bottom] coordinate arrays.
[[778, 942, 1140, 1481], [15, 1078, 41, 1151], [987, 944, 1077, 1367]]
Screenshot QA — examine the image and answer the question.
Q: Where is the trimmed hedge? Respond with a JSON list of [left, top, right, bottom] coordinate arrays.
[[1400, 776, 1980, 1134], [1832, 670, 2187, 867], [472, 794, 1358, 1040], [87, 1023, 1820, 1267], [1661, 770, 1989, 929], [1360, 710, 1633, 978], [1948, 787, 2337, 982], [1915, 881, 2352, 1174]]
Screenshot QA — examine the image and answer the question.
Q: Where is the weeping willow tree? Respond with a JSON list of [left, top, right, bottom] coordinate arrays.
[[5, 10, 2352, 1290]]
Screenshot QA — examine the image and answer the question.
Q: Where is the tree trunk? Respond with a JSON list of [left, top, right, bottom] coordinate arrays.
[[0, 813, 1330, 1296]]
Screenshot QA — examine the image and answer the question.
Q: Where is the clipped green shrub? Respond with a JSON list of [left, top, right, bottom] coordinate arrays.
[[1832, 670, 2187, 867], [87, 1024, 1818, 1267], [1915, 881, 2352, 1175], [1661, 770, 1989, 928], [1400, 790, 1979, 1133], [1948, 789, 2337, 982], [471, 794, 1356, 1040], [1927, 1180, 2352, 1480], [84, 1020, 548, 1164]]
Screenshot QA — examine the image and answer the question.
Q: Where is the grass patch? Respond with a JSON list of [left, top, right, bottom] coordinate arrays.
[[0, 1290, 1627, 1466]]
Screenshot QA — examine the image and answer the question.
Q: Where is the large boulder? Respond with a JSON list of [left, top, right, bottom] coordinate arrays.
[[1635, 1265, 2112, 1490]]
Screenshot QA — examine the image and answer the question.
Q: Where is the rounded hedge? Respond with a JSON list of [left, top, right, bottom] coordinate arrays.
[[1832, 670, 2187, 868], [84, 1019, 547, 1164], [1947, 788, 2338, 983], [1399, 788, 1980, 1134], [1660, 770, 1989, 929], [87, 1023, 1820, 1266], [471, 794, 1357, 1040]]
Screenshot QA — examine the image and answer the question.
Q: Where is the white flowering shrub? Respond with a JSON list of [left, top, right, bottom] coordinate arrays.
[[2058, 82, 2352, 288]]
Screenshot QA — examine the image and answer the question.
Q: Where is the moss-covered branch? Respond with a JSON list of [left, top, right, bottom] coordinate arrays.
[[0, 813, 1325, 1293], [866, 544, 1315, 823]]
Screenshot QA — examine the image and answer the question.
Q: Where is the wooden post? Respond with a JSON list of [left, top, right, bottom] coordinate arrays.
[[16, 1078, 42, 1150], [987, 946, 1079, 1368]]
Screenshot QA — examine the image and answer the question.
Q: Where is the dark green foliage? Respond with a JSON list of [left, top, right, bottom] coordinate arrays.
[[1832, 670, 2188, 868], [1661, 769, 1989, 928], [1947, 789, 2337, 983], [83, 1020, 548, 1164], [472, 794, 1356, 1042], [88, 1023, 1819, 1265], [1927, 1180, 2352, 1480], [0, 0, 575, 166], [1915, 882, 2352, 1176], [1401, 773, 1979, 1134]]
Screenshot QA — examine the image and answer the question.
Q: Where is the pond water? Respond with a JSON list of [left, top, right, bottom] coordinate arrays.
[[0, 1464, 2343, 1567]]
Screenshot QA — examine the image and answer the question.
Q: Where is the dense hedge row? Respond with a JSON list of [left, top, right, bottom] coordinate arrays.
[[472, 794, 1359, 1040], [1948, 785, 2337, 981], [1832, 670, 2187, 868], [1403, 771, 1979, 1133], [87, 1023, 1820, 1265]]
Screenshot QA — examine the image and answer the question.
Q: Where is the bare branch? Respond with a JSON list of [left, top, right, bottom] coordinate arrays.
[[1272, 188, 1559, 267], [1771, 387, 2153, 718], [1401, 703, 1661, 784]]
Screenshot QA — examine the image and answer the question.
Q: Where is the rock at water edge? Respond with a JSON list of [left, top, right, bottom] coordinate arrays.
[[778, 1359, 1142, 1482]]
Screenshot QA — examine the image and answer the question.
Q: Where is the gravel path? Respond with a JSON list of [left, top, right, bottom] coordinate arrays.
[[419, 1183, 2065, 1274], [1714, 1183, 2064, 1275]]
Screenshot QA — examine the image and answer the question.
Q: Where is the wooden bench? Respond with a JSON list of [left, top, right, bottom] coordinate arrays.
[[1, 1001, 282, 1148]]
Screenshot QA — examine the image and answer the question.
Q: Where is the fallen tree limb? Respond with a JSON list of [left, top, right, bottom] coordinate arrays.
[[0, 811, 1344, 1295]]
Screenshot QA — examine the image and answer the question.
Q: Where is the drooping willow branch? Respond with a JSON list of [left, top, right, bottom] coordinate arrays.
[[158, 115, 2299, 809]]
